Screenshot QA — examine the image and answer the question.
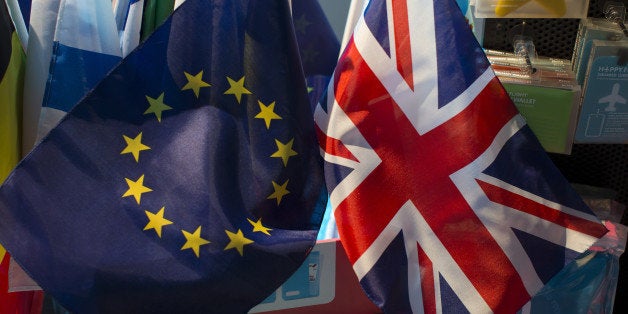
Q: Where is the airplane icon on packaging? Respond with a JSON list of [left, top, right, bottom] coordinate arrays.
[[598, 83, 626, 112]]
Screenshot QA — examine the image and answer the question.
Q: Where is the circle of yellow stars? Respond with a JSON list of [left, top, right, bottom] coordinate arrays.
[[118, 69, 299, 258]]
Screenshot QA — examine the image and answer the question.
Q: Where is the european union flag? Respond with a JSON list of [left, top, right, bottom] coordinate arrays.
[[0, 0, 326, 312]]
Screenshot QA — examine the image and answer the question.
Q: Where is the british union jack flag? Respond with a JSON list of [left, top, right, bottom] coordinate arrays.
[[314, 0, 608, 313]]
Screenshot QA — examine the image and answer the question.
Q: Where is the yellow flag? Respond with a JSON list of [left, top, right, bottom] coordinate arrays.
[[0, 32, 25, 182]]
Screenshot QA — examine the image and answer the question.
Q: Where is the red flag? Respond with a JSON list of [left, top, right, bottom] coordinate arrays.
[[1, 249, 44, 314]]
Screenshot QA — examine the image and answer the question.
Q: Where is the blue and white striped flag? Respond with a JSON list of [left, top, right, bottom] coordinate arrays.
[[37, 0, 122, 140]]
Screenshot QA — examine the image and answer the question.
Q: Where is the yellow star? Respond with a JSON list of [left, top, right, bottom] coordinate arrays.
[[181, 226, 210, 258], [224, 76, 252, 103], [307, 86, 314, 93], [144, 207, 173, 237], [224, 229, 254, 256], [0, 245, 5, 261], [120, 132, 150, 162], [144, 93, 172, 122], [247, 218, 272, 235], [122, 174, 153, 204], [254, 100, 282, 129], [267, 180, 290, 205], [182, 71, 211, 98], [271, 138, 297, 166]]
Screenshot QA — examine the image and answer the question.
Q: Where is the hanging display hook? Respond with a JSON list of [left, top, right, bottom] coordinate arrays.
[[603, 1, 628, 37], [508, 21, 537, 75]]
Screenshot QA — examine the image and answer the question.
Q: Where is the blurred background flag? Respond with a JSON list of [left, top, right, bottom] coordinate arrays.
[[21, 0, 60, 154], [4, 0, 27, 49], [114, 0, 144, 57], [1, 0, 24, 179], [0, 1, 43, 312], [314, 0, 608, 312], [140, 0, 174, 41], [0, 0, 326, 312], [36, 0, 122, 140], [0, 0, 24, 304], [0, 251, 44, 314], [16, 0, 27, 25]]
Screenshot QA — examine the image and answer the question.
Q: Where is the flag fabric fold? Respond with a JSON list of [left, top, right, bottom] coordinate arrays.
[[5, 0, 27, 49], [339, 0, 366, 51], [15, 0, 29, 29], [314, 0, 608, 312], [1, 251, 44, 314], [174, 0, 186, 10], [21, 0, 60, 154], [0, 0, 326, 312], [289, 0, 339, 241], [316, 0, 365, 240], [114, 0, 144, 57]]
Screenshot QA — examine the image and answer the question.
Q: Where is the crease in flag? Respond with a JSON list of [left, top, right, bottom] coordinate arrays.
[[21, 0, 122, 153], [4, 0, 27, 49], [314, 0, 609, 313], [114, 0, 144, 57], [0, 0, 326, 312], [288, 0, 340, 242], [22, 0, 62, 154], [11, 0, 124, 294]]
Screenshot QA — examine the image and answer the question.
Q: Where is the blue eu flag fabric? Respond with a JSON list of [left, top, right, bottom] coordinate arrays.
[[0, 0, 326, 312], [290, 0, 339, 241], [291, 0, 340, 110]]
